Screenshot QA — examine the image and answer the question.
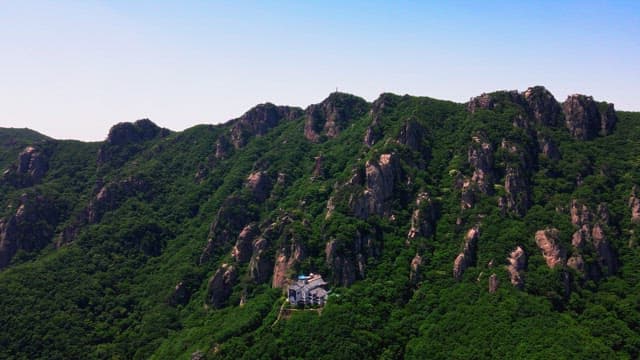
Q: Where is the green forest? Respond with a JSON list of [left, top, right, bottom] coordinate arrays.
[[1, 87, 640, 359]]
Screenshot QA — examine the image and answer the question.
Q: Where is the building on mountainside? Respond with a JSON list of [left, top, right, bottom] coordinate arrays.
[[287, 274, 328, 306]]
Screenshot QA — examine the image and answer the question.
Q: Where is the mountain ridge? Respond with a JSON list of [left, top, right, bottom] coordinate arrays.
[[1, 86, 640, 359]]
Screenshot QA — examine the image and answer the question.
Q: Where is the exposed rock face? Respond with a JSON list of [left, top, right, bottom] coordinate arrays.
[[86, 177, 149, 224], [2, 146, 50, 187], [106, 119, 168, 146], [248, 236, 272, 284], [563, 95, 617, 140], [215, 136, 232, 159], [507, 246, 526, 288], [168, 281, 190, 307], [325, 227, 380, 287], [567, 255, 585, 273], [398, 118, 426, 153], [468, 135, 494, 194], [304, 93, 369, 142], [325, 239, 356, 286], [98, 119, 169, 164], [467, 87, 618, 141], [407, 192, 436, 240], [498, 139, 533, 216], [600, 103, 617, 136], [569, 200, 617, 277], [229, 103, 302, 148], [16, 146, 48, 183], [488, 273, 499, 293], [460, 135, 494, 209], [0, 194, 59, 269], [535, 228, 565, 269], [522, 86, 562, 127], [591, 223, 616, 275], [312, 154, 325, 178], [246, 171, 272, 203], [200, 195, 256, 265], [410, 253, 423, 284], [629, 186, 640, 224], [503, 166, 530, 216], [206, 264, 238, 309], [363, 126, 380, 147], [537, 134, 561, 160], [272, 240, 304, 288], [231, 224, 259, 263], [453, 226, 480, 280], [467, 93, 495, 113], [469, 86, 561, 127], [246, 215, 291, 285], [349, 153, 401, 219]]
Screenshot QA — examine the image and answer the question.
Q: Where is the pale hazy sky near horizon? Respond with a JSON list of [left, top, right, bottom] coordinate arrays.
[[1, 1, 639, 141]]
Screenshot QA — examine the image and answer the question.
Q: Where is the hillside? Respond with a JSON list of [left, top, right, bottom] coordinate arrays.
[[1, 87, 640, 359]]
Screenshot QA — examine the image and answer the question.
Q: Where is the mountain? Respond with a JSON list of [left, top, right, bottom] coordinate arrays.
[[1, 87, 640, 359]]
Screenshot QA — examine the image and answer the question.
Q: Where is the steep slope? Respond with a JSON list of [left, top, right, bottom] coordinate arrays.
[[0, 89, 639, 359]]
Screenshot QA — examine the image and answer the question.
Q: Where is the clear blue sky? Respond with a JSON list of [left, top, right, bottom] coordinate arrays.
[[1, 1, 639, 141]]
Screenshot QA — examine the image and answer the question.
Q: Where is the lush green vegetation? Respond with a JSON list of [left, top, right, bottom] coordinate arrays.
[[1, 91, 640, 359]]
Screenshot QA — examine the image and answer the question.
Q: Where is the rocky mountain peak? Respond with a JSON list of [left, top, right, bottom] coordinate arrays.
[[563, 94, 617, 140], [104, 119, 169, 146], [229, 103, 302, 148], [304, 92, 369, 142], [522, 86, 561, 126]]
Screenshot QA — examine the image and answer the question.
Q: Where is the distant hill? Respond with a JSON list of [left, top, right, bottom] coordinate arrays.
[[1, 88, 640, 359]]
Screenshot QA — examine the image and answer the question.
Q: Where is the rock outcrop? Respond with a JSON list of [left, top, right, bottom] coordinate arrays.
[[86, 177, 150, 224], [245, 171, 273, 203], [563, 95, 617, 140], [304, 93, 369, 142], [468, 87, 618, 142], [206, 264, 238, 309], [488, 273, 499, 293], [312, 154, 325, 178], [200, 195, 256, 265], [16, 146, 48, 183], [534, 228, 565, 269], [398, 118, 426, 153], [98, 119, 169, 164], [229, 103, 302, 148], [325, 239, 356, 286], [569, 200, 617, 277], [468, 135, 494, 194], [629, 186, 640, 224], [325, 227, 380, 287], [407, 192, 436, 241], [467, 93, 496, 113], [231, 224, 259, 263], [168, 281, 190, 307], [522, 86, 562, 127], [453, 226, 480, 280], [460, 134, 494, 209], [507, 246, 526, 288], [410, 253, 423, 284], [248, 236, 272, 284], [2, 146, 50, 187], [349, 153, 402, 219], [502, 165, 530, 216], [214, 136, 232, 160], [0, 194, 59, 269], [537, 134, 561, 160]]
